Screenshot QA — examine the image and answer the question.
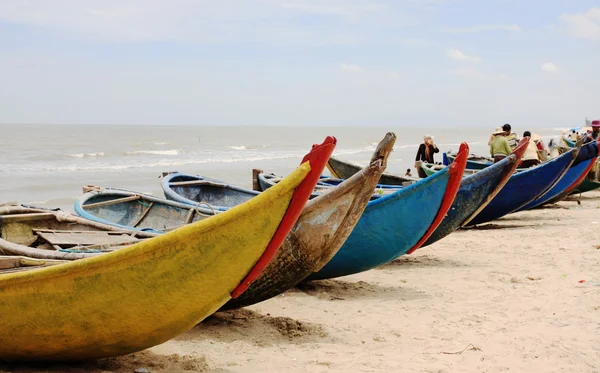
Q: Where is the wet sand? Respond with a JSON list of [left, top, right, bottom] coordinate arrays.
[[2, 191, 599, 373]]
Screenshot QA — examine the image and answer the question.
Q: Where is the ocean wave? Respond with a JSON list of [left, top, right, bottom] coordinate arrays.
[[226, 144, 270, 150], [154, 142, 168, 145], [125, 150, 180, 156], [335, 145, 376, 156], [68, 152, 105, 158]]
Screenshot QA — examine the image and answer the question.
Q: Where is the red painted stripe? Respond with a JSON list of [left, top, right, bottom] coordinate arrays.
[[407, 142, 468, 254], [559, 139, 600, 196], [231, 136, 337, 298]]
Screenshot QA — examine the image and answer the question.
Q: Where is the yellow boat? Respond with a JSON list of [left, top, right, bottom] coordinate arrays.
[[0, 161, 314, 361]]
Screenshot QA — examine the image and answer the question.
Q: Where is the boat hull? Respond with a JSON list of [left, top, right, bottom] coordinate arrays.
[[466, 150, 576, 226], [0, 162, 312, 361]]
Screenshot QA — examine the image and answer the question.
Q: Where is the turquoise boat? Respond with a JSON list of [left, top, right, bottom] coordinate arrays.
[[304, 143, 468, 280]]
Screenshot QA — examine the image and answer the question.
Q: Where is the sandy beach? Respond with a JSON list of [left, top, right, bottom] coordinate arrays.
[[1, 191, 598, 373]]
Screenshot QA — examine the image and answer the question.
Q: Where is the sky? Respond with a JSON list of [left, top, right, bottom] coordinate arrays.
[[0, 0, 599, 127]]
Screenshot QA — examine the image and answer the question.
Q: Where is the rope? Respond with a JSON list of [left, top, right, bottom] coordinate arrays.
[[195, 201, 217, 216]]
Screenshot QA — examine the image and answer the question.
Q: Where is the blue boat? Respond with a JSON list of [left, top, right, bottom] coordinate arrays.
[[74, 187, 217, 234], [517, 140, 599, 210], [303, 143, 469, 280], [422, 139, 528, 247], [465, 148, 577, 226], [443, 152, 493, 170]]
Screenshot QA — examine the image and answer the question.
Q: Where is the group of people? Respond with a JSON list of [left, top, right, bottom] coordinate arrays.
[[488, 123, 545, 167], [410, 120, 600, 178]]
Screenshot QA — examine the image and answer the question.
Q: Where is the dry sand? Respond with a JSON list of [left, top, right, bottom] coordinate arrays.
[[2, 191, 599, 373]]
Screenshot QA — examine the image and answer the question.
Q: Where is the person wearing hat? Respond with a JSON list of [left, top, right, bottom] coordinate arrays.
[[414, 135, 439, 178], [489, 127, 511, 163], [592, 120, 600, 140], [520, 131, 539, 168]]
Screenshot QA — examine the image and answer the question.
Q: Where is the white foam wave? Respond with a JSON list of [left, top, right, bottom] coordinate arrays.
[[68, 152, 105, 158], [126, 150, 180, 156], [227, 145, 247, 150], [154, 142, 168, 145]]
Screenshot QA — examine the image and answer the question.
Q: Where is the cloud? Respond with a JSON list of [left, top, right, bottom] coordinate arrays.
[[390, 72, 400, 79], [277, 1, 387, 17], [341, 64, 363, 72], [560, 8, 600, 41], [541, 62, 559, 73], [447, 49, 482, 63], [450, 68, 507, 80], [0, 0, 433, 45], [443, 24, 521, 33]]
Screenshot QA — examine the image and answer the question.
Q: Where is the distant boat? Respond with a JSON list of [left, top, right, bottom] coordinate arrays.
[[443, 152, 494, 170], [0, 160, 317, 361]]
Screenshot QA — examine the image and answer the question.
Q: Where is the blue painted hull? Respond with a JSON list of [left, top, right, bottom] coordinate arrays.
[[307, 166, 451, 280], [519, 158, 594, 210], [518, 141, 599, 210], [467, 150, 575, 225], [422, 154, 517, 246]]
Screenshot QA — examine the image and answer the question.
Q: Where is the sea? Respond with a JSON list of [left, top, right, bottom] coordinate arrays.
[[0, 124, 568, 213]]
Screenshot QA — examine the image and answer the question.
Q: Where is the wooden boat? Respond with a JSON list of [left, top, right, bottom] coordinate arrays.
[[0, 141, 326, 361], [518, 140, 599, 209], [161, 134, 396, 309], [422, 138, 529, 246], [326, 155, 418, 185], [464, 146, 579, 226], [305, 143, 469, 280], [0, 204, 158, 260], [75, 187, 218, 234], [443, 152, 493, 170]]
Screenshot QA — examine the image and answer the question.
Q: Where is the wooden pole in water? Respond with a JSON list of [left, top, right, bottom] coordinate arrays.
[[252, 169, 263, 191]]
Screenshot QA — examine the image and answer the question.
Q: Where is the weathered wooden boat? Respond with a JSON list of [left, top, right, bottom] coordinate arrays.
[[162, 134, 395, 309], [75, 187, 218, 234], [422, 138, 529, 246], [326, 155, 419, 185], [518, 140, 599, 209], [464, 146, 578, 226], [305, 143, 469, 280], [0, 204, 158, 260], [0, 154, 318, 361], [443, 152, 493, 170], [0, 255, 67, 274]]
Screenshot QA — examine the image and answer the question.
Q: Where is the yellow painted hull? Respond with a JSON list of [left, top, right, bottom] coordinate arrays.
[[0, 163, 311, 361]]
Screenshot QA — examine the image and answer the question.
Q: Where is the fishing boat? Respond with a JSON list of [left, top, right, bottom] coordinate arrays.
[[75, 187, 218, 234], [303, 143, 469, 280], [422, 138, 528, 246], [161, 134, 396, 309], [326, 156, 418, 184], [443, 152, 494, 170], [0, 204, 158, 260], [569, 158, 600, 194], [420, 163, 478, 177], [0, 154, 318, 361], [518, 140, 599, 210], [464, 146, 579, 226]]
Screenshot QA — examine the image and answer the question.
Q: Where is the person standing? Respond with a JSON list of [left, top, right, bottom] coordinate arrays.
[[415, 135, 439, 177], [489, 127, 511, 163], [520, 131, 540, 168]]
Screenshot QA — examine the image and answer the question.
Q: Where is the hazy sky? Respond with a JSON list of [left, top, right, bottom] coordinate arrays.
[[0, 1, 599, 127]]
